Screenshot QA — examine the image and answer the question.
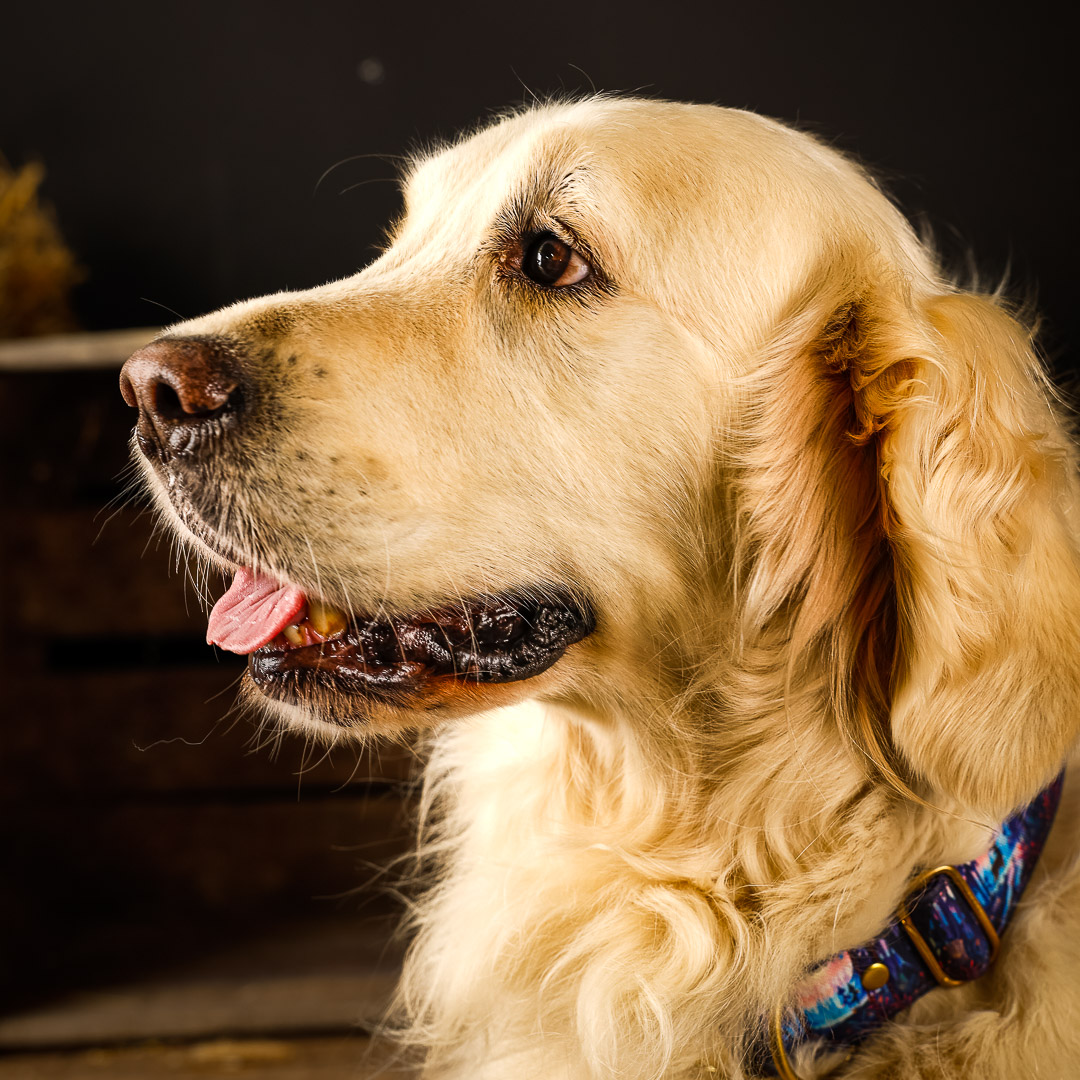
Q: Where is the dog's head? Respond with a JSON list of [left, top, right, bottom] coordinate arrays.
[[122, 98, 1080, 816]]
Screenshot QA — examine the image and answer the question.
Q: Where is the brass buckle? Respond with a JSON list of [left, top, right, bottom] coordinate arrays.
[[897, 864, 1000, 988], [769, 865, 999, 1077]]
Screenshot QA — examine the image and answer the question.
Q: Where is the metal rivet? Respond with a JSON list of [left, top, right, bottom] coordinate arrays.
[[862, 962, 890, 990]]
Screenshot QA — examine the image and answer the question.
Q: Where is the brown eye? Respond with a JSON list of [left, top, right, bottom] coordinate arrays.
[[521, 233, 590, 287]]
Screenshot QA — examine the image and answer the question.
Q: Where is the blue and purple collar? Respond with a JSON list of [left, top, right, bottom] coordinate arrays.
[[760, 772, 1065, 1079]]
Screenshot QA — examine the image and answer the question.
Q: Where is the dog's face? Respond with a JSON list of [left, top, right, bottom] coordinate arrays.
[[121, 101, 816, 734], [122, 98, 1080, 817]]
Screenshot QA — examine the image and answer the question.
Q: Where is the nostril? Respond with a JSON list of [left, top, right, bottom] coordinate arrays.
[[154, 380, 186, 421], [120, 336, 248, 456], [156, 379, 242, 422]]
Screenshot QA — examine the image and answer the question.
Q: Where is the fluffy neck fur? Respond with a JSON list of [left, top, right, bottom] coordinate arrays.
[[394, 679, 992, 1080]]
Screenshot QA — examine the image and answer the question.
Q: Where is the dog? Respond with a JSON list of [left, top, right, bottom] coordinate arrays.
[[120, 98, 1080, 1079]]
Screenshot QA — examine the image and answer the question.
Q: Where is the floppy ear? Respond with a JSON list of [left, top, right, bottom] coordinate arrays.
[[868, 290, 1080, 815], [736, 279, 1080, 818]]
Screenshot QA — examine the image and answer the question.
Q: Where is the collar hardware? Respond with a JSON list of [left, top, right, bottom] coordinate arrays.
[[768, 1009, 804, 1080], [768, 1009, 858, 1079], [897, 864, 1000, 988], [762, 771, 1065, 1079]]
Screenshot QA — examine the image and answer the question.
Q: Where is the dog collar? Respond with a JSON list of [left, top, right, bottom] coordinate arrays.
[[759, 771, 1065, 1079]]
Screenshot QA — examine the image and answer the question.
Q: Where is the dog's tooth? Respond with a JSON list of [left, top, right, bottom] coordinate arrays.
[[309, 601, 347, 637], [283, 624, 305, 647]]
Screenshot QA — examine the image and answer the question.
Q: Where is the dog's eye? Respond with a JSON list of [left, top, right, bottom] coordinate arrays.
[[521, 233, 590, 287]]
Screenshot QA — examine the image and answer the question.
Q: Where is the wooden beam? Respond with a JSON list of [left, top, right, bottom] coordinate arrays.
[[0, 329, 159, 371]]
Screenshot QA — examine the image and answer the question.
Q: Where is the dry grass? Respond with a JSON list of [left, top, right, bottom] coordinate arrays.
[[0, 156, 81, 338]]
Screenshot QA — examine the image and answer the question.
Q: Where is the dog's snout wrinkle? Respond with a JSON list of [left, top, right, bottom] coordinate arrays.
[[121, 337, 246, 458]]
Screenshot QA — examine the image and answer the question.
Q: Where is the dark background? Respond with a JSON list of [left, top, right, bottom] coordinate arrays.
[[4, 1, 1078, 369], [0, 2, 1077, 1070]]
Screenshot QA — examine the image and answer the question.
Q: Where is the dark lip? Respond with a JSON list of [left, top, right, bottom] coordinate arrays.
[[248, 589, 595, 707]]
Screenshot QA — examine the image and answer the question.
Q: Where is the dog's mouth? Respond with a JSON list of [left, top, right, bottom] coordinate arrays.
[[207, 568, 594, 710]]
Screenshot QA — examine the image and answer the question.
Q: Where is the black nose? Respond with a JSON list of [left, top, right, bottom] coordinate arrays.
[[120, 337, 246, 458]]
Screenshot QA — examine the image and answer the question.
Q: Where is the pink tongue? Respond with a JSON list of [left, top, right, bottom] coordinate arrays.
[[206, 568, 307, 654]]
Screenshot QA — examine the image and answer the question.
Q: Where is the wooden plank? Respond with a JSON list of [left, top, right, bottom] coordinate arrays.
[[0, 915, 405, 1051], [0, 1037, 418, 1078], [0, 1037, 418, 1077], [0, 328, 158, 371], [2, 666, 416, 796], [0, 976, 398, 1052]]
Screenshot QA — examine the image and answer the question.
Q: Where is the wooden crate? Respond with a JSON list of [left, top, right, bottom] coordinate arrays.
[[0, 332, 417, 1071]]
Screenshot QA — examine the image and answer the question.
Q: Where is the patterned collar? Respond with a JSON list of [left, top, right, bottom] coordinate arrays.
[[758, 772, 1065, 1078]]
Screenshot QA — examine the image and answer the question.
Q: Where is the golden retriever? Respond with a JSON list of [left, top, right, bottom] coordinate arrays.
[[120, 98, 1080, 1079]]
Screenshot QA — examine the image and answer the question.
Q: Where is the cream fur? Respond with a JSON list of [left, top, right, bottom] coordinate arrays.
[[143, 98, 1080, 1078]]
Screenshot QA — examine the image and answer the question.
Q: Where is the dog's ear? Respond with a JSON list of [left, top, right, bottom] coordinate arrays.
[[738, 281, 1080, 817], [871, 290, 1080, 815]]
